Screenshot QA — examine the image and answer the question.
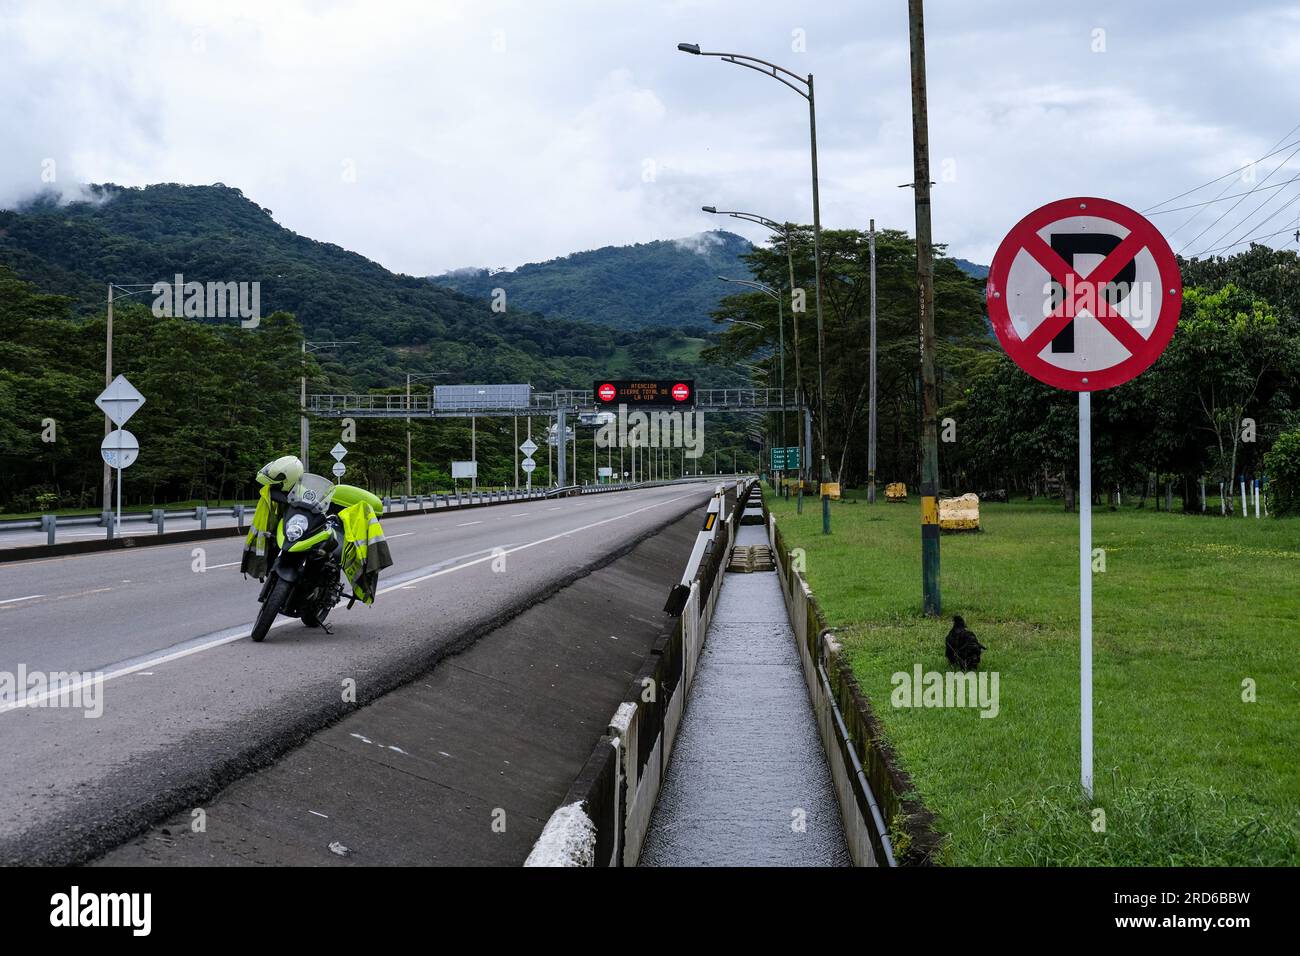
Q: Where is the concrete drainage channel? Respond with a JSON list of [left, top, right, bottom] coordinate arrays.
[[526, 481, 895, 867]]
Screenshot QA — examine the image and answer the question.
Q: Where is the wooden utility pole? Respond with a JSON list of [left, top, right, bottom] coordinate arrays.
[[868, 219, 878, 505], [909, 0, 941, 616]]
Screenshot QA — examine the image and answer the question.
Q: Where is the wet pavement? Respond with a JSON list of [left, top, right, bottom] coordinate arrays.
[[640, 524, 851, 867]]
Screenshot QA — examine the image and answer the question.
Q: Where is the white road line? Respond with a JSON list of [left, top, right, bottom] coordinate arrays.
[[377, 491, 696, 596], [388, 532, 415, 539], [0, 487, 703, 712], [0, 616, 298, 714], [0, 594, 43, 606], [456, 521, 482, 527], [207, 561, 241, 570]]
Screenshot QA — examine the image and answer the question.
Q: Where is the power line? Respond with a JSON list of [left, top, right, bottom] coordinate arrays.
[[1178, 140, 1300, 254], [1143, 123, 1300, 213], [1206, 165, 1300, 255], [1146, 175, 1300, 215], [1190, 189, 1300, 258], [1159, 123, 1300, 246], [1188, 219, 1300, 259]]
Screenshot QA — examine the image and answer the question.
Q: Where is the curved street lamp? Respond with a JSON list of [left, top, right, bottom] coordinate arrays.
[[716, 275, 789, 472], [702, 205, 804, 444], [681, 41, 832, 530]]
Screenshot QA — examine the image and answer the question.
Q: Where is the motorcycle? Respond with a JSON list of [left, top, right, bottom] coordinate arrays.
[[251, 473, 356, 642]]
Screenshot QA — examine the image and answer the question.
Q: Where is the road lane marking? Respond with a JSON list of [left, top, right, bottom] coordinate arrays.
[[0, 587, 113, 610], [377, 491, 698, 596], [208, 562, 241, 570], [0, 486, 708, 711], [456, 521, 482, 527], [0, 483, 706, 567]]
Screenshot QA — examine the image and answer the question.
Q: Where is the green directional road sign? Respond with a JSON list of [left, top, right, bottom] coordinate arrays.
[[770, 446, 801, 470]]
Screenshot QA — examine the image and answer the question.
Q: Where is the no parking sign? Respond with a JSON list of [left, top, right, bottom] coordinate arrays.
[[986, 197, 1183, 798], [986, 197, 1182, 390]]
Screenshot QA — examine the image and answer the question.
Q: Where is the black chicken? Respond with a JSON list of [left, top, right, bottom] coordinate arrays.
[[945, 615, 986, 671]]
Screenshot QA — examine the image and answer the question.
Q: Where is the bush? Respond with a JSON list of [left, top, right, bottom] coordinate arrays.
[[1263, 427, 1300, 516]]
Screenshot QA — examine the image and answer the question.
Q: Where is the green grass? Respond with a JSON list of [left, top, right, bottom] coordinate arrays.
[[768, 490, 1300, 865]]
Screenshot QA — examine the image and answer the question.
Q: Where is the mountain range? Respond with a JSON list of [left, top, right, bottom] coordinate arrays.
[[433, 232, 990, 329], [0, 184, 741, 391], [430, 230, 756, 331]]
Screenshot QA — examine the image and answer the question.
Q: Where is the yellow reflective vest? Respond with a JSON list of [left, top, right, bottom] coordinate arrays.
[[337, 500, 393, 604], [240, 485, 281, 579]]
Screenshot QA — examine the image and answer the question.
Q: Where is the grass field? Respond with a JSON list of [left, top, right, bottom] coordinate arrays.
[[767, 489, 1300, 865]]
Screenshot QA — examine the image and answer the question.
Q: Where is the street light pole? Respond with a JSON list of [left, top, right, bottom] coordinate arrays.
[[703, 207, 805, 485], [678, 42, 828, 532], [717, 275, 786, 487]]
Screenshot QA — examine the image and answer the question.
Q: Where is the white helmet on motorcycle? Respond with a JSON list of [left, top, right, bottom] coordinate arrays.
[[256, 455, 304, 492]]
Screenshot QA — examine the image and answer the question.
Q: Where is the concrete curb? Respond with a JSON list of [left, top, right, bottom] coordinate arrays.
[[524, 479, 752, 867], [766, 495, 945, 867]]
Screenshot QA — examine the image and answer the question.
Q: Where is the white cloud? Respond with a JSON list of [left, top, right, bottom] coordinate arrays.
[[1, 0, 1297, 273]]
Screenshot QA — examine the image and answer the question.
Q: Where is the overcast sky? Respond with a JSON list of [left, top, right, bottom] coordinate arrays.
[[3, 0, 1299, 275]]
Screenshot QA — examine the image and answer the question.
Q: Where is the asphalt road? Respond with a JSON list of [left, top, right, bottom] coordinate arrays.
[[0, 481, 717, 864], [0, 493, 539, 549]]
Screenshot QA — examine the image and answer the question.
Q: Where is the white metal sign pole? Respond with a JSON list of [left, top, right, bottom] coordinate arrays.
[[116, 463, 123, 537], [1079, 390, 1093, 799]]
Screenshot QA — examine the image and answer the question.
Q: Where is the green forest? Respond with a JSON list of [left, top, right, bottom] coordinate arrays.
[[431, 230, 755, 331], [0, 184, 758, 512], [712, 228, 1300, 513], [4, 181, 1299, 516]]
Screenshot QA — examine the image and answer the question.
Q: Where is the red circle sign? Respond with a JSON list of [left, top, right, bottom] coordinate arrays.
[[671, 382, 690, 402], [597, 383, 617, 403], [985, 197, 1182, 391]]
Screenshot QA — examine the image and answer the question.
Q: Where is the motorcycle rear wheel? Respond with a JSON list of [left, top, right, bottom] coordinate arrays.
[[251, 577, 292, 643]]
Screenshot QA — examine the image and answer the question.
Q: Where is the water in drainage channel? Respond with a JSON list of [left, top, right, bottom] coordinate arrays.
[[639, 523, 851, 867]]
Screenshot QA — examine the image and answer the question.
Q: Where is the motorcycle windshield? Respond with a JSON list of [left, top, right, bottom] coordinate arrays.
[[287, 474, 337, 513]]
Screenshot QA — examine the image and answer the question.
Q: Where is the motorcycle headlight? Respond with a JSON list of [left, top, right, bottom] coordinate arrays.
[[284, 514, 310, 542]]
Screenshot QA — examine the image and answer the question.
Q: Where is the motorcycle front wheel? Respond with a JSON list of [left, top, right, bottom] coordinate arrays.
[[251, 577, 292, 643]]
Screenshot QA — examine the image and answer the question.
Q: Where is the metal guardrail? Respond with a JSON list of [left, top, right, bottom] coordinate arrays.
[[0, 505, 253, 545], [0, 476, 752, 547]]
